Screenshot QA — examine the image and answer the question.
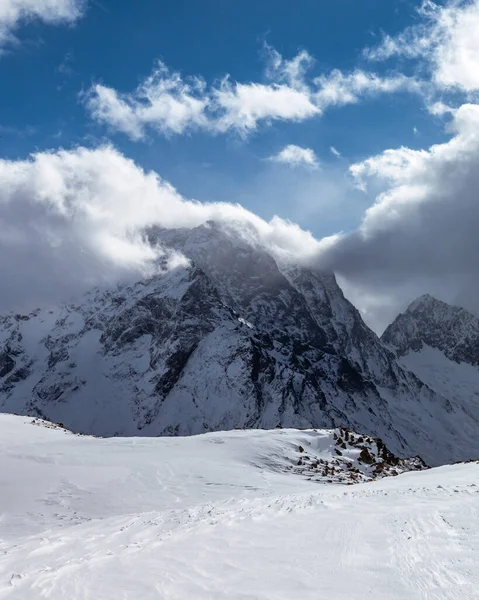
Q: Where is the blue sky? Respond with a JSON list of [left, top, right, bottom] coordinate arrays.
[[0, 0, 448, 238], [3, 0, 479, 331]]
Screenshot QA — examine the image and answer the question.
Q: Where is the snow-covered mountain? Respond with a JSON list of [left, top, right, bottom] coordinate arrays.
[[1, 222, 478, 465], [1, 415, 478, 599], [382, 294, 479, 433], [382, 294, 479, 364]]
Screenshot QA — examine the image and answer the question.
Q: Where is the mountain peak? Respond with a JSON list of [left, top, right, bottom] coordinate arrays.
[[406, 293, 439, 312], [383, 294, 479, 366]]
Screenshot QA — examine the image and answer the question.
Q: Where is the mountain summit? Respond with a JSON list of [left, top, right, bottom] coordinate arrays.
[[382, 294, 479, 443], [382, 294, 479, 365]]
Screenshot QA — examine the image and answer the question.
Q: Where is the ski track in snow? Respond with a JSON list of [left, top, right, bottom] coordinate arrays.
[[0, 415, 478, 599]]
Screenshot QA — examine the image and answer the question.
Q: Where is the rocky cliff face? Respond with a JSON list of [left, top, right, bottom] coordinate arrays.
[[1, 223, 477, 465]]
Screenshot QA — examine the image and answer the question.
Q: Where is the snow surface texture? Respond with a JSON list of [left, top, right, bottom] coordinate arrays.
[[0, 415, 477, 599], [1, 222, 479, 465]]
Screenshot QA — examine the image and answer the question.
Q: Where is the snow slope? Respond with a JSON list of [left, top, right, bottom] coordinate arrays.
[[400, 345, 479, 422], [1, 415, 478, 599]]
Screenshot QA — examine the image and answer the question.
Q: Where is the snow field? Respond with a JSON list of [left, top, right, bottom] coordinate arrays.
[[0, 415, 478, 599]]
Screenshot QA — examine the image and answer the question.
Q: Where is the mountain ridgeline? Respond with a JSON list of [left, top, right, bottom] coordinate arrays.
[[1, 222, 478, 466]]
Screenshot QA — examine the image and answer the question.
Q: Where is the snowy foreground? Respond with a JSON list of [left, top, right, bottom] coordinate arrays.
[[1, 415, 478, 599]]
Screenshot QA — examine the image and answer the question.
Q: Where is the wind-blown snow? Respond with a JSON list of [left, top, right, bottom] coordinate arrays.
[[0, 415, 477, 599]]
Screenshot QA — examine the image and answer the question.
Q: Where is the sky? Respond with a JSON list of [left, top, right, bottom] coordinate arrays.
[[1, 0, 479, 332]]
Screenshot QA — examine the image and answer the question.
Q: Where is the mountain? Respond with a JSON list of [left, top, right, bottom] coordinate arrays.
[[1, 414, 477, 599], [382, 294, 479, 364], [382, 294, 479, 432], [0, 222, 477, 465]]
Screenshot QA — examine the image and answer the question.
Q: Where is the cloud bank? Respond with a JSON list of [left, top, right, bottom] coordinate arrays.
[[317, 102, 479, 331]]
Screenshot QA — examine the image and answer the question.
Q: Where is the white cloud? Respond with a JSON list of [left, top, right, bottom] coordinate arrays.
[[268, 144, 319, 169], [84, 47, 423, 140], [314, 70, 421, 110], [0, 145, 321, 312], [433, 0, 479, 91], [264, 44, 315, 91], [85, 85, 144, 140], [209, 46, 319, 135], [85, 58, 319, 140], [84, 62, 210, 140], [213, 80, 318, 136], [428, 101, 455, 116], [366, 0, 479, 93], [84, 49, 321, 141], [363, 1, 442, 62], [316, 101, 479, 331], [330, 146, 341, 158], [0, 0, 84, 53]]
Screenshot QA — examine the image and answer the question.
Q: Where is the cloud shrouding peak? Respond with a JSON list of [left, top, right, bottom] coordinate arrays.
[[3, 100, 479, 333], [366, 0, 479, 94], [269, 145, 319, 169], [0, 0, 84, 53], [0, 145, 321, 313], [84, 47, 421, 141]]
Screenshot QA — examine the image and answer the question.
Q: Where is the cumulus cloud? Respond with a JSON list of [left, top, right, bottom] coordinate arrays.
[[84, 47, 422, 140], [366, 0, 479, 93], [268, 144, 319, 169], [85, 62, 210, 140], [213, 80, 318, 136], [0, 145, 321, 313], [214, 47, 320, 134], [0, 0, 84, 53], [315, 101, 479, 332]]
